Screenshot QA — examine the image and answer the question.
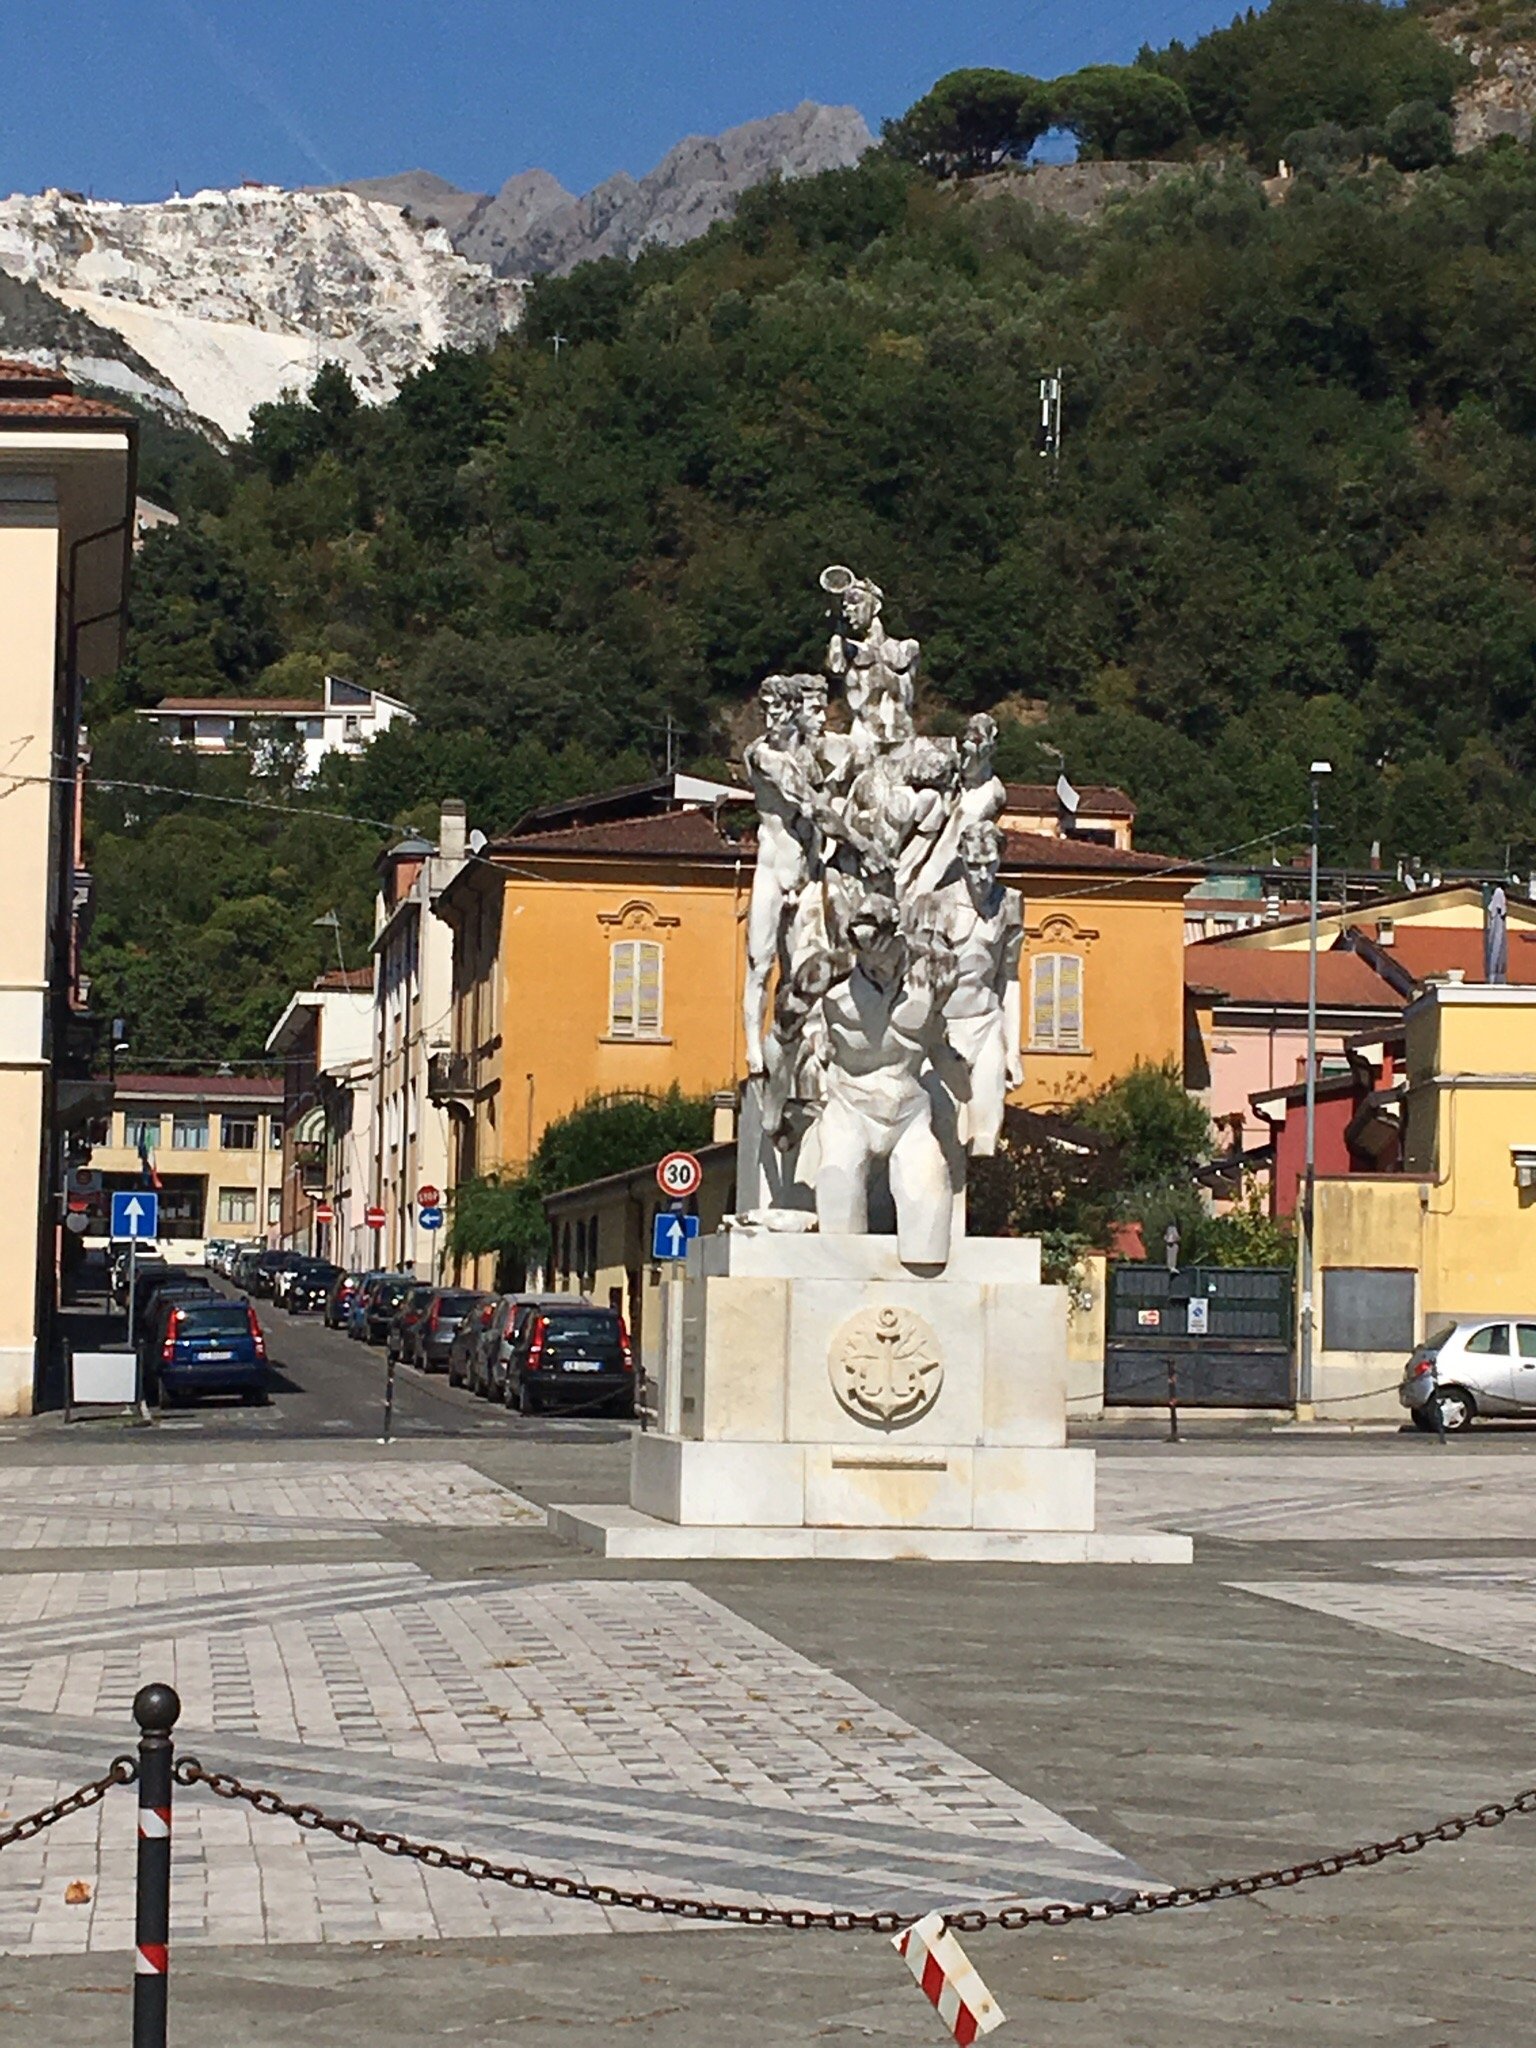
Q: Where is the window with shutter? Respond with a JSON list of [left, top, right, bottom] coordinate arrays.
[[1029, 953, 1085, 1051], [608, 939, 664, 1038]]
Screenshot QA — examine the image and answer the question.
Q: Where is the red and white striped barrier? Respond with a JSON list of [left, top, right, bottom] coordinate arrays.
[[893, 1910, 1006, 2043]]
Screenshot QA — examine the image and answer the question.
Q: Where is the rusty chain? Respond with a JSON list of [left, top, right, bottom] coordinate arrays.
[[172, 1757, 1536, 1935], [0, 1759, 137, 1853]]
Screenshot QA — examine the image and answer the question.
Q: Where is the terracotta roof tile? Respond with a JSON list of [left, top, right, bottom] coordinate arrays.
[[315, 966, 373, 992], [149, 697, 324, 715], [499, 806, 1184, 875], [1002, 782, 1136, 818], [1187, 945, 1404, 1008], [1359, 924, 1536, 985], [111, 1071, 285, 1101], [0, 392, 132, 420]]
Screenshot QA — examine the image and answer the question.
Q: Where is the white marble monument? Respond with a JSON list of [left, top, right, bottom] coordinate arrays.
[[552, 572, 1190, 1563]]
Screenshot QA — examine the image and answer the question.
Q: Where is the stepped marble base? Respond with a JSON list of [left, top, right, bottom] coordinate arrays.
[[547, 1503, 1193, 1564]]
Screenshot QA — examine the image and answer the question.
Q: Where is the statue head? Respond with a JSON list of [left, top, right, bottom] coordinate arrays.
[[758, 672, 801, 742], [960, 819, 1002, 893], [820, 563, 883, 636], [962, 713, 998, 773], [794, 673, 829, 743], [844, 890, 904, 979], [906, 737, 960, 794]]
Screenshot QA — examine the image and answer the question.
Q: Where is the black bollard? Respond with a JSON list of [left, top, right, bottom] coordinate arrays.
[[132, 1682, 180, 2048]]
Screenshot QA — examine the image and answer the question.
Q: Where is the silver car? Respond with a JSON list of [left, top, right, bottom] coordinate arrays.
[[1400, 1318, 1536, 1432]]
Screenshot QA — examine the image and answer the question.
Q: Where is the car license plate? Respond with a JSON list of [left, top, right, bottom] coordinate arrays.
[[563, 1358, 602, 1372], [199, 1349, 234, 1362]]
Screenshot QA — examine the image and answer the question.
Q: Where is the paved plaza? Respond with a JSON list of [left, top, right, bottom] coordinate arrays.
[[0, 1431, 1531, 2043]]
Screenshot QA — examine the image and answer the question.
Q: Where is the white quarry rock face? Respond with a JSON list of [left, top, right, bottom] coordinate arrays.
[[0, 186, 526, 437]]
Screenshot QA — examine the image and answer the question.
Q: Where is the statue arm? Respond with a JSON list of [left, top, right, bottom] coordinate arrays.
[[1002, 900, 1024, 1088]]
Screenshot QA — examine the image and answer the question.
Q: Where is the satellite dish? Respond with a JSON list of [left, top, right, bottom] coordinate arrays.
[[468, 829, 488, 855]]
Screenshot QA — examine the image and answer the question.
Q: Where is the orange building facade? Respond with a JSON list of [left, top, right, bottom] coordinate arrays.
[[430, 792, 1191, 1197]]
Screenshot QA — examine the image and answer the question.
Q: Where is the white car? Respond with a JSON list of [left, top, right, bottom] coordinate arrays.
[[1400, 1318, 1536, 1432]]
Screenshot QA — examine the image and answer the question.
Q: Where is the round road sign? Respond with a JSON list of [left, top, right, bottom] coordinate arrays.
[[365, 1205, 386, 1230], [417, 1183, 440, 1209], [656, 1151, 702, 1200], [315, 1203, 335, 1225]]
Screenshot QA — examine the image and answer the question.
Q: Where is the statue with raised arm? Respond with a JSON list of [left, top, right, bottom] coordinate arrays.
[[741, 674, 824, 1077], [922, 820, 1024, 1157], [821, 564, 920, 751], [912, 713, 1005, 897]]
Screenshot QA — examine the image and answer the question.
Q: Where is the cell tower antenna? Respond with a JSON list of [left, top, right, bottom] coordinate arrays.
[[1039, 366, 1063, 479]]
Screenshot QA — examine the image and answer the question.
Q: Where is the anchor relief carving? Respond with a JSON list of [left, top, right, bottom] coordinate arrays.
[[827, 1305, 944, 1427]]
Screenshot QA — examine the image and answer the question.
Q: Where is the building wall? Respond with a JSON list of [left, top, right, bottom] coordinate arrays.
[[1017, 887, 1187, 1110], [495, 868, 747, 1167], [1203, 1020, 1349, 1150], [0, 485, 61, 1414], [86, 1097, 282, 1255], [373, 860, 459, 1277]]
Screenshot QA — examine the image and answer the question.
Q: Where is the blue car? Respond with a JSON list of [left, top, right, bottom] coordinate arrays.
[[153, 1298, 269, 1405]]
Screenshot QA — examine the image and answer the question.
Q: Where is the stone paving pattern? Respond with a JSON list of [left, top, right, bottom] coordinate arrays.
[[0, 1558, 1150, 1955], [0, 1461, 542, 1548], [1236, 1555, 1536, 1677]]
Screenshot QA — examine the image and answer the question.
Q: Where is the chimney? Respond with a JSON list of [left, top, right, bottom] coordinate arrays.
[[439, 799, 467, 863], [712, 1090, 737, 1145]]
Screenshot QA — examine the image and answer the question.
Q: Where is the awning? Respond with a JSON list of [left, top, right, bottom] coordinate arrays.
[[290, 1104, 326, 1145]]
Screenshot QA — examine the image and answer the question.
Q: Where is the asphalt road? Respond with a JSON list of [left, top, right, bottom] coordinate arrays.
[[113, 1277, 636, 1446]]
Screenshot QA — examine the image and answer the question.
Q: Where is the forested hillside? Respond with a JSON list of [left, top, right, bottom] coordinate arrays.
[[92, 0, 1536, 1060]]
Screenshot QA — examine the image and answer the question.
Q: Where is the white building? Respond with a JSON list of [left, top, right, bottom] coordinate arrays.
[[265, 970, 376, 1267], [371, 803, 468, 1278], [138, 673, 414, 778]]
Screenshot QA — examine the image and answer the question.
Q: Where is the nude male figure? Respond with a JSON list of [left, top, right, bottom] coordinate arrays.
[[821, 565, 920, 752], [923, 820, 1024, 1158]]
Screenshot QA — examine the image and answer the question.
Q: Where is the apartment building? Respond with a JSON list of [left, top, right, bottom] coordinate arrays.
[[84, 1073, 284, 1254]]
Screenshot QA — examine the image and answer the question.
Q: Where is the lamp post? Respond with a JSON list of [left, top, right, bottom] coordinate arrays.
[[1298, 760, 1332, 1417]]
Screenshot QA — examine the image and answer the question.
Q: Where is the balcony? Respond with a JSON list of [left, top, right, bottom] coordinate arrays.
[[427, 1051, 475, 1107]]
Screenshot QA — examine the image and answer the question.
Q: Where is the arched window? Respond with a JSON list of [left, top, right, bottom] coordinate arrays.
[[609, 939, 664, 1038], [1029, 953, 1084, 1051]]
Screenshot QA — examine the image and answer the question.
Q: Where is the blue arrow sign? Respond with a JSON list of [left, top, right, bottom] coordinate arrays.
[[652, 1211, 700, 1261], [110, 1190, 158, 1241], [418, 1206, 444, 1230]]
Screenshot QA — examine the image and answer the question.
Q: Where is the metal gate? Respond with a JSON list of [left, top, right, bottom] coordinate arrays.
[[1104, 1264, 1295, 1408]]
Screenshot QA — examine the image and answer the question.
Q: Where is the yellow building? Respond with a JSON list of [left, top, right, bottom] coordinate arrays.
[[0, 360, 134, 1414], [430, 785, 1191, 1189], [1310, 982, 1536, 1415], [84, 1074, 285, 1259]]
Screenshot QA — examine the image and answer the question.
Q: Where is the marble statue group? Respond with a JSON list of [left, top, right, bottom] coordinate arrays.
[[738, 567, 1023, 1269]]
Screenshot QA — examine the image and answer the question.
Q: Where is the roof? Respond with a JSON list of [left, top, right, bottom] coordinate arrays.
[[1362, 924, 1536, 987], [111, 1071, 284, 1102], [0, 356, 131, 423], [1002, 782, 1136, 819], [497, 808, 1183, 876], [510, 772, 748, 837], [315, 966, 373, 992], [1186, 944, 1405, 1009], [146, 697, 324, 716]]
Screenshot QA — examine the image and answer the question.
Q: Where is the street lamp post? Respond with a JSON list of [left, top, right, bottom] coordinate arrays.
[[1298, 760, 1332, 1417]]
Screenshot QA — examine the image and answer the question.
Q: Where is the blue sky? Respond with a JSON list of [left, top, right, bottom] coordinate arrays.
[[3, 0, 1253, 203]]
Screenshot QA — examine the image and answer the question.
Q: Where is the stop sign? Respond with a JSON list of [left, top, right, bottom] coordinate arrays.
[[417, 1184, 440, 1209]]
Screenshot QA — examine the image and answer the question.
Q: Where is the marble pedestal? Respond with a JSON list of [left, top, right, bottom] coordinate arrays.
[[552, 1234, 1190, 1563]]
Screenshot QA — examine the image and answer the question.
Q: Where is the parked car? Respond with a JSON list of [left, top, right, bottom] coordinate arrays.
[[326, 1270, 369, 1329], [412, 1289, 483, 1373], [477, 1293, 584, 1403], [503, 1300, 633, 1416], [447, 1296, 498, 1387], [362, 1274, 414, 1346], [386, 1284, 437, 1365], [1400, 1317, 1536, 1432], [287, 1261, 342, 1314], [111, 1245, 163, 1305], [230, 1247, 264, 1292], [154, 1297, 269, 1406]]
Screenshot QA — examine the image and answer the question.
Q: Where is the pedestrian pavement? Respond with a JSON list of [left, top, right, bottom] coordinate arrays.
[[0, 1432, 1533, 2045]]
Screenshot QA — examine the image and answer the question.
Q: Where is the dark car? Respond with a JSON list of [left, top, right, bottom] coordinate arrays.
[[413, 1290, 483, 1373], [288, 1261, 342, 1314], [477, 1293, 582, 1402], [363, 1274, 414, 1346], [505, 1302, 632, 1416], [447, 1296, 497, 1388], [129, 1265, 211, 1337], [326, 1271, 368, 1329], [154, 1297, 269, 1406], [386, 1284, 436, 1365]]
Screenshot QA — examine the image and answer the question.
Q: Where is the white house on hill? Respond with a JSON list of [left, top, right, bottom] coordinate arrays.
[[138, 673, 413, 777]]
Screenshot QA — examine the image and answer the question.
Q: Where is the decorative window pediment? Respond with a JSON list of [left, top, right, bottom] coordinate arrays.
[[597, 899, 680, 933]]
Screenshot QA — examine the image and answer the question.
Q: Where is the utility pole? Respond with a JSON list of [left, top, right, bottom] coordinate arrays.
[[1297, 760, 1332, 1419], [551, 333, 568, 357], [1039, 368, 1063, 480]]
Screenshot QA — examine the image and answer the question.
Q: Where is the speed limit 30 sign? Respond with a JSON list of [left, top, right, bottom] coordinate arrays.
[[655, 1151, 702, 1200]]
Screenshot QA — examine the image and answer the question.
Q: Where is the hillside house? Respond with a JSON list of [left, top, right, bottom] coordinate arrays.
[[138, 672, 413, 777]]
